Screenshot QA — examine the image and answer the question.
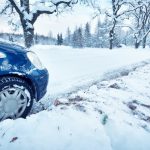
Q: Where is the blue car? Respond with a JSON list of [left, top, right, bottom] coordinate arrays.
[[0, 41, 49, 121]]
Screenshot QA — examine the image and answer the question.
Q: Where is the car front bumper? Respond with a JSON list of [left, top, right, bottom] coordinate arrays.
[[30, 68, 49, 101], [37, 69, 49, 100]]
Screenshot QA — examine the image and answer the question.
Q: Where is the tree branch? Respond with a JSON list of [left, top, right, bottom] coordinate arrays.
[[31, 9, 56, 24], [7, 0, 21, 14], [117, 6, 141, 18], [31, 0, 78, 24], [0, 4, 10, 14]]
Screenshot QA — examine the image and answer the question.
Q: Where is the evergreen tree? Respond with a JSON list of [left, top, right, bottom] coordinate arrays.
[[84, 22, 92, 47], [94, 19, 102, 48], [72, 28, 78, 47], [77, 27, 83, 48], [72, 27, 83, 48], [94, 18, 109, 48], [60, 33, 63, 45], [57, 33, 63, 45], [66, 27, 71, 46]]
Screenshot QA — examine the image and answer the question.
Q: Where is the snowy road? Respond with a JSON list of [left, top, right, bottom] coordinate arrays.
[[0, 53, 150, 150]]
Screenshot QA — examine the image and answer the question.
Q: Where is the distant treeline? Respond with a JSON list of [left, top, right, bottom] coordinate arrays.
[[0, 32, 56, 45]]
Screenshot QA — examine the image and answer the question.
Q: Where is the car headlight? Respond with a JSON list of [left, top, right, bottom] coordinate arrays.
[[0, 52, 6, 58], [27, 51, 44, 70]]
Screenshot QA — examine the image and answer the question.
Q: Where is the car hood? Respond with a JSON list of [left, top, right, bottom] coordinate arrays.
[[0, 41, 27, 54]]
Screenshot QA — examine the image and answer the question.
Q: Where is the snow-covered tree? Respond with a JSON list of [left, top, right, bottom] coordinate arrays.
[[77, 27, 83, 48], [94, 19, 103, 48], [83, 22, 92, 47], [65, 27, 72, 46], [94, 17, 110, 48], [0, 0, 78, 48], [57, 33, 63, 45], [72, 27, 83, 48], [72, 29, 77, 47], [106, 0, 132, 49], [129, 0, 150, 48], [89, 0, 144, 49]]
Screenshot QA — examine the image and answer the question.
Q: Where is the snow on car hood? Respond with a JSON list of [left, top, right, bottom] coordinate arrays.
[[0, 41, 27, 54]]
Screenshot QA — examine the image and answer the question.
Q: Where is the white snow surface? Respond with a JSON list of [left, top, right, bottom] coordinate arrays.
[[31, 45, 150, 99], [1, 45, 150, 150]]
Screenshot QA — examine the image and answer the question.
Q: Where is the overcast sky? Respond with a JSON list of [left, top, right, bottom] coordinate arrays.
[[0, 1, 110, 37]]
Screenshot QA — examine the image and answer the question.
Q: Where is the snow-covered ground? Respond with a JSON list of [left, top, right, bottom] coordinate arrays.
[[1, 57, 150, 150], [1, 45, 150, 150], [31, 45, 150, 99]]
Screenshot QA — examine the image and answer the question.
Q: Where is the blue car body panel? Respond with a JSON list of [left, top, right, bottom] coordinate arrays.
[[0, 42, 49, 101]]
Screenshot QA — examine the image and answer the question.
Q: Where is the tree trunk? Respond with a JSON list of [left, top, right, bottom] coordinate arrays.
[[142, 36, 147, 49], [21, 18, 34, 48], [135, 41, 140, 49], [109, 30, 113, 50], [20, 0, 34, 48], [23, 27, 34, 48]]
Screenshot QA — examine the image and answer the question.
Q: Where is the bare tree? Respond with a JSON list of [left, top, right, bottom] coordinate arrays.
[[87, 0, 129, 49], [129, 0, 150, 48], [0, 0, 78, 48], [107, 0, 135, 49], [89, 0, 145, 49], [88, 0, 133, 49]]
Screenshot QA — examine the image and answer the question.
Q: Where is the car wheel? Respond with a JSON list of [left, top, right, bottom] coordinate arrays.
[[0, 77, 33, 121]]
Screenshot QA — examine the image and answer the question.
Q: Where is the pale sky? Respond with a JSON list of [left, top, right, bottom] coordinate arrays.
[[0, 1, 110, 37], [34, 5, 95, 36]]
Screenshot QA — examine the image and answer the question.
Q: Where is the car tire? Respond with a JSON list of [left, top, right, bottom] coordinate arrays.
[[0, 76, 33, 121]]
